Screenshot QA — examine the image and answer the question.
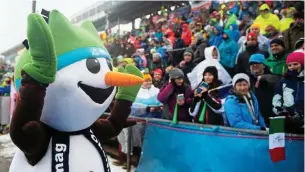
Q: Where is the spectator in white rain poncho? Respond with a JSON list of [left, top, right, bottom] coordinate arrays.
[[187, 46, 232, 90]]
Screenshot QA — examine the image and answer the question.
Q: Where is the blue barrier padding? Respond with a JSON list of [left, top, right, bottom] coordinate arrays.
[[137, 121, 304, 172]]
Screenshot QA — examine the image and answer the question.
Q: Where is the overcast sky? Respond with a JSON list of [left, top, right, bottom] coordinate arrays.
[[0, 0, 99, 53]]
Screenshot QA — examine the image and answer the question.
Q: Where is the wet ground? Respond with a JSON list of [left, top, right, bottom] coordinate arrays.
[[0, 135, 13, 172]]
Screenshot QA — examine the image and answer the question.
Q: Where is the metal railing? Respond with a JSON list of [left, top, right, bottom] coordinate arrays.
[[0, 96, 10, 125]]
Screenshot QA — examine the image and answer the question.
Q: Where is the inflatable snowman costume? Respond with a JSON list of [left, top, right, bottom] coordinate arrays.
[[9, 10, 143, 172]]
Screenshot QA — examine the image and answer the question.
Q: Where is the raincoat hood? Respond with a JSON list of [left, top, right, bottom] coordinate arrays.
[[215, 25, 223, 35], [259, 4, 270, 11], [230, 24, 239, 31], [204, 46, 220, 61], [223, 30, 233, 41], [242, 2, 249, 9]]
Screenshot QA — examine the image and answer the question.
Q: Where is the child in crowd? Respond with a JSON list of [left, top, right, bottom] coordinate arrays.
[[190, 66, 224, 125]]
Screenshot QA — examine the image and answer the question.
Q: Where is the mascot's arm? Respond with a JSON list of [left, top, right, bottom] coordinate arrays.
[[92, 100, 136, 140], [10, 13, 57, 165], [92, 65, 142, 140], [10, 72, 51, 163]]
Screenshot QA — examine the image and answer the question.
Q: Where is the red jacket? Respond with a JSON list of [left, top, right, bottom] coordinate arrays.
[[182, 24, 192, 46], [182, 30, 192, 46]]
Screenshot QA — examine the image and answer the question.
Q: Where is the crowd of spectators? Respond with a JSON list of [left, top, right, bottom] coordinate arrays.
[[106, 1, 304, 168]]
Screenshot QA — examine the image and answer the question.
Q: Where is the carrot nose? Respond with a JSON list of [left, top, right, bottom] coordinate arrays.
[[105, 71, 144, 87]]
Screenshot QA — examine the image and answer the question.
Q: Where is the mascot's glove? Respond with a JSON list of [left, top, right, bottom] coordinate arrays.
[[115, 65, 143, 102], [22, 13, 57, 84]]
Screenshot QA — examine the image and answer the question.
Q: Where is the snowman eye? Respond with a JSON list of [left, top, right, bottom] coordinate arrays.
[[106, 59, 113, 71], [86, 58, 100, 74]]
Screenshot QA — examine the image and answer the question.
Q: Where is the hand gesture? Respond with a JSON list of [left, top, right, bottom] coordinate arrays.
[[179, 60, 186, 67], [22, 13, 57, 84], [255, 76, 261, 88], [115, 65, 143, 102]]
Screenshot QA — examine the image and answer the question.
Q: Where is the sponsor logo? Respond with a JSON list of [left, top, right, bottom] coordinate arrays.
[[54, 144, 67, 172]]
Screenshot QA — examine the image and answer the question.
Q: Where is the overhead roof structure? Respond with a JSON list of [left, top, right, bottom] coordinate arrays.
[[79, 1, 187, 31], [1, 1, 188, 60]]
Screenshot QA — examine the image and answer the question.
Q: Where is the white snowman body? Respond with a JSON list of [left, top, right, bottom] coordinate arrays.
[[9, 135, 106, 172]]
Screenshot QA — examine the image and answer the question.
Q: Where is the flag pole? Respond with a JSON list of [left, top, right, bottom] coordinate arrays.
[[32, 0, 36, 13]]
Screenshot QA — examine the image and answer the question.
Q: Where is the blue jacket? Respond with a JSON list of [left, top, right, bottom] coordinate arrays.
[[224, 92, 266, 130], [230, 24, 240, 42], [0, 85, 10, 95], [239, 10, 249, 20], [239, 2, 249, 20], [208, 25, 223, 47], [230, 3, 240, 16], [218, 30, 238, 68], [272, 71, 304, 115], [156, 46, 165, 61], [134, 55, 145, 71], [155, 32, 163, 42]]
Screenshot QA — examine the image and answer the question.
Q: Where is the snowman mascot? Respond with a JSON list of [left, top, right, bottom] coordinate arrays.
[[9, 10, 143, 172]]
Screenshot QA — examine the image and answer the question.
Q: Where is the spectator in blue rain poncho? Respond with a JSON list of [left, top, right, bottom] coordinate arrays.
[[155, 28, 163, 42], [229, 24, 241, 43], [151, 38, 166, 62], [229, 2, 240, 16], [208, 25, 223, 48], [218, 29, 238, 77], [239, 2, 249, 20]]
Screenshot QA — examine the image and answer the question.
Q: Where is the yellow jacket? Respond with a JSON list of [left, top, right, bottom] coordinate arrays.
[[280, 18, 294, 33]]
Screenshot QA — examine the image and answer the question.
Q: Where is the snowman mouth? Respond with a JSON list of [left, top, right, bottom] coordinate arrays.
[[78, 81, 114, 104]]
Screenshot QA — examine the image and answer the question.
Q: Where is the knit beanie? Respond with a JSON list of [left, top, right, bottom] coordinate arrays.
[[247, 32, 258, 41], [270, 38, 285, 49], [169, 68, 184, 79], [203, 66, 218, 80], [143, 73, 152, 81], [249, 54, 266, 65], [250, 23, 260, 30], [153, 68, 163, 76], [286, 51, 304, 65], [183, 48, 193, 57], [232, 73, 250, 87]]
